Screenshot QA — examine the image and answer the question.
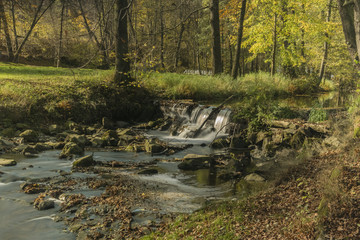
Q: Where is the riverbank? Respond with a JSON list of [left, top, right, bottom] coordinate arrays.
[[144, 113, 360, 239]]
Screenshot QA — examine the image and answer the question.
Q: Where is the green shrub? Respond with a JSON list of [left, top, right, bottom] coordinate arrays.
[[308, 104, 328, 123]]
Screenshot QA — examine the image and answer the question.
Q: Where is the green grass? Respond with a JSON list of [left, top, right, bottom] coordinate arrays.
[[0, 62, 157, 124], [0, 62, 113, 108], [142, 201, 245, 240], [140, 71, 327, 100]]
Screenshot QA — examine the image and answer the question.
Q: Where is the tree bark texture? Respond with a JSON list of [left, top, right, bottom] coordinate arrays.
[[271, 14, 277, 76], [56, 0, 65, 67], [231, 0, 247, 79], [0, 0, 14, 60], [319, 0, 333, 83], [338, 0, 360, 70], [114, 0, 131, 84], [210, 0, 222, 75]]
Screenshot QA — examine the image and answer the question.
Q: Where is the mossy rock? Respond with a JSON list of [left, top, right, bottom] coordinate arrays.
[[59, 142, 84, 159], [19, 130, 39, 142], [102, 130, 118, 140], [145, 139, 165, 154], [73, 155, 95, 168], [65, 134, 87, 148], [34, 143, 53, 152]]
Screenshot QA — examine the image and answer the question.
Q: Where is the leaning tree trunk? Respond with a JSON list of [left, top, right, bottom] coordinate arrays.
[[319, 0, 333, 84], [13, 0, 55, 62], [114, 0, 131, 84], [231, 0, 247, 79], [0, 0, 14, 60], [174, 22, 185, 69], [210, 0, 222, 75]]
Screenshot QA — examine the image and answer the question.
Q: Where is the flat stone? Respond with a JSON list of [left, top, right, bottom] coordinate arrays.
[[0, 159, 16, 166], [244, 173, 265, 182]]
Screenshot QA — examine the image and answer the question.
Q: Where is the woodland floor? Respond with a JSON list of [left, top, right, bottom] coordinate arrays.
[[148, 139, 360, 239]]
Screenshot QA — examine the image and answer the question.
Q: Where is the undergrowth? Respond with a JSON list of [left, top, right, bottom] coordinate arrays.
[[140, 71, 334, 100]]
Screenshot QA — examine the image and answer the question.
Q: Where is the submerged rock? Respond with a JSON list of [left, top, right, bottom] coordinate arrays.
[[0, 158, 16, 166], [73, 155, 95, 168], [137, 169, 158, 175], [178, 154, 213, 170]]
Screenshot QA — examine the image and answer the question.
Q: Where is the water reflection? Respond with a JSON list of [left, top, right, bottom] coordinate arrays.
[[279, 91, 356, 109]]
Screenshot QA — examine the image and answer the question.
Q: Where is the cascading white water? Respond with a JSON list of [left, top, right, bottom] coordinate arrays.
[[214, 108, 232, 134], [161, 102, 231, 139]]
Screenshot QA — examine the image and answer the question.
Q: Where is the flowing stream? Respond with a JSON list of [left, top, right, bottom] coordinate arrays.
[[0, 102, 234, 239], [1, 92, 345, 239]]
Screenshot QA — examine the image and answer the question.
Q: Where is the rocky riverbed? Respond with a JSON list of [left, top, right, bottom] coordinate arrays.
[[0, 109, 346, 239]]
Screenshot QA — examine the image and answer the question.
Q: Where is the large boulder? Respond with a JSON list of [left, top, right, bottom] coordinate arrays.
[[73, 155, 95, 168], [19, 130, 39, 143], [178, 154, 213, 170], [0, 158, 16, 166], [59, 142, 84, 159]]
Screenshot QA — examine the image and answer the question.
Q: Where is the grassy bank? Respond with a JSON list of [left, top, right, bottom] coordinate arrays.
[[0, 63, 157, 124], [140, 72, 334, 100]]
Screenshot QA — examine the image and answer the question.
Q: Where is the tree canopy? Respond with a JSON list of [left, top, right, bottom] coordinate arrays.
[[0, 0, 357, 86]]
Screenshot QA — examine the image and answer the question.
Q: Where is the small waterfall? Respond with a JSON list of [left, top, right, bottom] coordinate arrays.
[[160, 102, 231, 139], [214, 108, 232, 134]]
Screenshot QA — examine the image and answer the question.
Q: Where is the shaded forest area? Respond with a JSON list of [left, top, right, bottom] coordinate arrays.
[[0, 0, 359, 89]]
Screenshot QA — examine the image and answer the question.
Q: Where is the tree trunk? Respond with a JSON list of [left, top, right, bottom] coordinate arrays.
[[10, 0, 18, 51], [197, 49, 202, 75], [174, 22, 185, 69], [0, 0, 14, 60], [271, 14, 277, 76], [231, 0, 247, 79], [114, 0, 131, 84], [338, 0, 360, 70], [210, 0, 222, 75], [56, 0, 65, 68], [319, 0, 333, 83], [160, 7, 165, 69]]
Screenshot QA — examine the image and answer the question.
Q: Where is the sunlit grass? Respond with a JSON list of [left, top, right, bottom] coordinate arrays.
[[140, 71, 310, 100], [0, 62, 113, 108]]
